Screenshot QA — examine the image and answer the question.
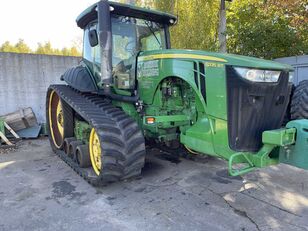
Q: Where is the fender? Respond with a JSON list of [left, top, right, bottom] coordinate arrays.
[[61, 66, 97, 93], [137, 58, 207, 114]]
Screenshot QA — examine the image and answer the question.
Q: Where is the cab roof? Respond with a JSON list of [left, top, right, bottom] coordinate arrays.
[[76, 1, 177, 29]]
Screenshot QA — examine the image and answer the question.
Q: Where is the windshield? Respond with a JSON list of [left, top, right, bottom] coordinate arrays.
[[111, 15, 166, 67]]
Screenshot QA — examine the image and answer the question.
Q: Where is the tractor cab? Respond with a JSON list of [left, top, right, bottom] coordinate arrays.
[[77, 1, 176, 90]]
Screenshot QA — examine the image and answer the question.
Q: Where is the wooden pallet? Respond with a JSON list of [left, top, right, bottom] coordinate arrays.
[[0, 120, 20, 146]]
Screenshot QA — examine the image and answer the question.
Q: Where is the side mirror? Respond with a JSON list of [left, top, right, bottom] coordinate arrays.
[[88, 29, 98, 47]]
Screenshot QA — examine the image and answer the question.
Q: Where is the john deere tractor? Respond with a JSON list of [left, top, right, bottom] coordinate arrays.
[[46, 0, 308, 186]]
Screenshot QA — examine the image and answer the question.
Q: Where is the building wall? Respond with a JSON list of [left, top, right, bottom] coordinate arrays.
[[0, 52, 80, 123], [275, 55, 308, 85]]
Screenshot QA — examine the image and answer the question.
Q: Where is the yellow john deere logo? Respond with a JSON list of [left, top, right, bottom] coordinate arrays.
[[139, 54, 228, 63]]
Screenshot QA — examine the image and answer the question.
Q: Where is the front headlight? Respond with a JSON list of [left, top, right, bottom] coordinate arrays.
[[234, 67, 281, 83], [289, 71, 294, 83]]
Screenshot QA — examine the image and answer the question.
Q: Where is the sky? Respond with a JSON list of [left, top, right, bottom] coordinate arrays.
[[0, 0, 102, 50]]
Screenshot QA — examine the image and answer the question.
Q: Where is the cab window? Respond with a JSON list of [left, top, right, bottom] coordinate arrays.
[[83, 23, 100, 63]]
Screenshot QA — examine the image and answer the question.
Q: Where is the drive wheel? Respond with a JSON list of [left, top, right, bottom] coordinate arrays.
[[46, 89, 74, 150], [291, 80, 308, 120]]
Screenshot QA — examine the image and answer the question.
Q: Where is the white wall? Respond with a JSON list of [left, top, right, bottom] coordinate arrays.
[[0, 52, 80, 123]]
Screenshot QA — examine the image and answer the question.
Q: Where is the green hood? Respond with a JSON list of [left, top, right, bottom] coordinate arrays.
[[139, 49, 293, 71]]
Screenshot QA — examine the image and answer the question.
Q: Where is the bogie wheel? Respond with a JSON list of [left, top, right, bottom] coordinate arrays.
[[291, 80, 308, 120], [63, 137, 76, 155], [76, 145, 91, 168], [69, 141, 83, 160], [46, 89, 74, 150]]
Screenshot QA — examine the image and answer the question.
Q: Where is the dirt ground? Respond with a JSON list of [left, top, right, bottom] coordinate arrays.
[[0, 138, 307, 231]]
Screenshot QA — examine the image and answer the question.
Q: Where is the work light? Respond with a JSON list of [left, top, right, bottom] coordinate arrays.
[[234, 67, 281, 83]]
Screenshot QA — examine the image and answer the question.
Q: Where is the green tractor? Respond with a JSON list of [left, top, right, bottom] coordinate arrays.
[[46, 0, 308, 186]]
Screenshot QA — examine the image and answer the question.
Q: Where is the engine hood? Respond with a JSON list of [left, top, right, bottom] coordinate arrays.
[[138, 49, 293, 71]]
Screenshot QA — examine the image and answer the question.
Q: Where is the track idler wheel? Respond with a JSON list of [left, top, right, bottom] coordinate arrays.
[[46, 89, 74, 150]]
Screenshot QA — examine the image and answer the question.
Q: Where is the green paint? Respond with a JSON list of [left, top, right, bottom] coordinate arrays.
[[280, 120, 308, 170], [0, 118, 5, 135], [74, 120, 91, 143], [75, 1, 308, 176], [227, 125, 306, 176], [262, 128, 296, 146], [228, 145, 279, 176], [124, 49, 303, 174]]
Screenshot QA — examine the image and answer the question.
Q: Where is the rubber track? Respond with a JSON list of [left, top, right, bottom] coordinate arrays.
[[49, 85, 145, 186]]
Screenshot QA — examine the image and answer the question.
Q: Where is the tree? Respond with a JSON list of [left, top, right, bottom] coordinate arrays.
[[72, 36, 83, 52], [154, 0, 220, 51], [68, 47, 80, 56], [61, 47, 70, 56], [218, 0, 227, 52], [0, 41, 16, 52], [35, 42, 54, 55], [227, 0, 308, 59], [127, 0, 136, 4], [15, 39, 31, 53]]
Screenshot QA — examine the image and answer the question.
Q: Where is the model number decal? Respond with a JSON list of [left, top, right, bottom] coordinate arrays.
[[206, 62, 224, 68]]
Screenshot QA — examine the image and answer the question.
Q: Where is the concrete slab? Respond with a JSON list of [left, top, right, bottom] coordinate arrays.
[[0, 138, 307, 231]]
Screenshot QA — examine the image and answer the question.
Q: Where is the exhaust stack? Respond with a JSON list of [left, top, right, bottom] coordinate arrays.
[[98, 0, 113, 90], [97, 0, 139, 102]]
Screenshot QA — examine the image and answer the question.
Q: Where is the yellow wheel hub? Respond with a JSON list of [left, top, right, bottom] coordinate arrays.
[[89, 128, 102, 175], [49, 90, 64, 148], [56, 101, 64, 136]]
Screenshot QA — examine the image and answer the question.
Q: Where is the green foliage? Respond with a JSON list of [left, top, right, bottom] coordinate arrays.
[[137, 0, 307, 59], [137, 0, 220, 51], [168, 0, 220, 51], [0, 41, 16, 53], [15, 39, 32, 53], [227, 0, 308, 59], [36, 42, 54, 55], [0, 40, 81, 56]]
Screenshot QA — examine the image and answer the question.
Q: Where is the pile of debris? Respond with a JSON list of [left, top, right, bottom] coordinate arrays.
[[0, 108, 42, 147]]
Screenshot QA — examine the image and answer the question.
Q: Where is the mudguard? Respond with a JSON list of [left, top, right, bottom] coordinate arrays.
[[61, 66, 97, 93]]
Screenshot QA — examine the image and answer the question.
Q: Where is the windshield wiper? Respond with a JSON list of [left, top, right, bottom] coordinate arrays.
[[144, 21, 161, 48]]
